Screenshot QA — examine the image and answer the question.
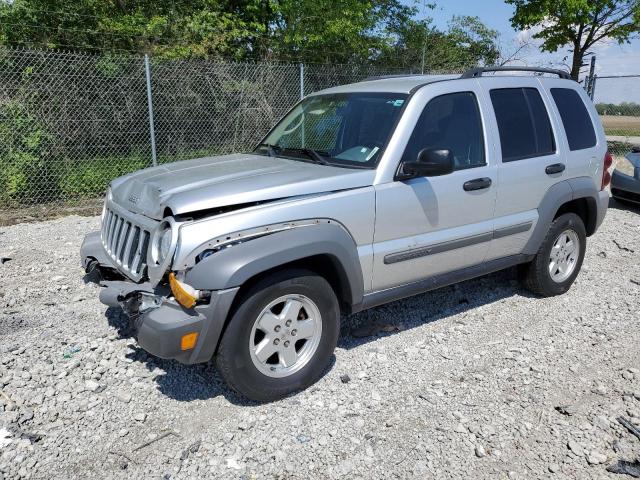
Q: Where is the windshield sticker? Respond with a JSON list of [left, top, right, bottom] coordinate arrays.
[[365, 147, 380, 161], [386, 99, 405, 107]]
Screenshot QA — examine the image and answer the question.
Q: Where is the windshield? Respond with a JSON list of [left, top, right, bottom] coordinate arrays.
[[255, 92, 408, 168]]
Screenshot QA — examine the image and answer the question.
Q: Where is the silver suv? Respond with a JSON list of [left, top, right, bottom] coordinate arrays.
[[81, 67, 611, 401]]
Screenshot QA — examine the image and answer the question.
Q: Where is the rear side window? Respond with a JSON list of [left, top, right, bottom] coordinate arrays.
[[550, 88, 597, 151], [490, 88, 555, 162]]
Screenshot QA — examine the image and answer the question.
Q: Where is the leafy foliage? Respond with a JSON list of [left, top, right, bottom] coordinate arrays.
[[0, 0, 501, 67], [0, 100, 51, 205], [506, 0, 640, 79]]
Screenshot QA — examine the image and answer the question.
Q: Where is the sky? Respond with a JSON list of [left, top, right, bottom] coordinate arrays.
[[409, 0, 640, 104]]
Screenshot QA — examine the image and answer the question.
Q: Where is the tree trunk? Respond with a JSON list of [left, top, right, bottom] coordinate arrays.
[[570, 46, 583, 81]]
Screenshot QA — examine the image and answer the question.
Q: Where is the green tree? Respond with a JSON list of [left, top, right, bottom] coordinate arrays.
[[378, 15, 500, 72], [0, 0, 256, 58], [506, 0, 640, 80], [0, 0, 500, 69], [0, 0, 418, 62]]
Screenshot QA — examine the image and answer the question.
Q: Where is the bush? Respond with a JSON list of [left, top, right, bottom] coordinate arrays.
[[57, 155, 150, 199], [0, 100, 52, 206]]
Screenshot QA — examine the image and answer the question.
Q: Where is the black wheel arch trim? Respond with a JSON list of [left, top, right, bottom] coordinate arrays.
[[184, 222, 365, 308], [523, 177, 604, 255]]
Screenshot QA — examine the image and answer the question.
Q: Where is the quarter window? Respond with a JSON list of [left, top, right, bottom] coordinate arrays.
[[402, 92, 485, 170], [550, 88, 597, 151], [490, 88, 556, 162]]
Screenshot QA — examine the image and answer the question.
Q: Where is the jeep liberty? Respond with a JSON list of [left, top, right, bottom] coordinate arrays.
[[82, 67, 611, 401]]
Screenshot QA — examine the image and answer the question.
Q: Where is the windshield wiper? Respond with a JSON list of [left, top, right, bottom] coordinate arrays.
[[283, 147, 331, 165], [255, 142, 280, 157], [255, 143, 331, 165]]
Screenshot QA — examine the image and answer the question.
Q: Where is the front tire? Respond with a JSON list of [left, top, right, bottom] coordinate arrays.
[[520, 213, 586, 297], [215, 269, 340, 402]]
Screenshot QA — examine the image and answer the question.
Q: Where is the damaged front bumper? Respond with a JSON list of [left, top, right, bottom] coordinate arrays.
[[81, 231, 238, 364]]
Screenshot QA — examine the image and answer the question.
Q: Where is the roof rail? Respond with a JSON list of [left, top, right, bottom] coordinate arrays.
[[362, 73, 424, 82], [461, 66, 572, 80]]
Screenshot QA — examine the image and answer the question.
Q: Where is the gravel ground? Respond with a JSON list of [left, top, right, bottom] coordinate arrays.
[[0, 200, 639, 480]]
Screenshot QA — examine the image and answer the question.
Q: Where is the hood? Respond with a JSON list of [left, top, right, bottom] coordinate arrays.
[[110, 153, 376, 219]]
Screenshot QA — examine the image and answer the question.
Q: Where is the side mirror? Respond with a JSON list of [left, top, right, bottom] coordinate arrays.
[[402, 148, 454, 177]]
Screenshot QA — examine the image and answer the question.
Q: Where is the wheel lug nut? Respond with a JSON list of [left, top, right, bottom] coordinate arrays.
[[273, 338, 280, 345], [285, 320, 292, 327], [284, 341, 290, 347], [291, 329, 297, 336], [274, 325, 281, 332]]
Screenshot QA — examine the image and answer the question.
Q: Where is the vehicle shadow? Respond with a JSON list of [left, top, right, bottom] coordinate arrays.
[[608, 195, 640, 213], [104, 306, 335, 406], [104, 266, 533, 404], [338, 266, 535, 350]]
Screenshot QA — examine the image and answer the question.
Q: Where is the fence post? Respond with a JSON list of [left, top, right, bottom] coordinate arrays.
[[144, 54, 158, 167], [586, 55, 596, 98], [590, 74, 597, 101], [299, 63, 305, 100]]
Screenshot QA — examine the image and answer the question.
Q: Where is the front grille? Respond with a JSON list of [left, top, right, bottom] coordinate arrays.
[[101, 206, 152, 281]]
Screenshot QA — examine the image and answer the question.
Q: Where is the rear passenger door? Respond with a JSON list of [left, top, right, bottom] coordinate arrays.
[[479, 78, 565, 260]]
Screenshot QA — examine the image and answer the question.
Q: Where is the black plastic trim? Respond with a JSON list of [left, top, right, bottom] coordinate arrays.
[[363, 254, 535, 310], [493, 221, 533, 239], [384, 232, 493, 265], [384, 221, 533, 265], [461, 66, 572, 80]]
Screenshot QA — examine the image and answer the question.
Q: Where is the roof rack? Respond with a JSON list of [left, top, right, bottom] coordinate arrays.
[[461, 66, 572, 80], [362, 73, 426, 82]]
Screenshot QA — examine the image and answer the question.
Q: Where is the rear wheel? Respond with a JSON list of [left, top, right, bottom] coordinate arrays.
[[216, 269, 340, 402], [520, 213, 586, 297]]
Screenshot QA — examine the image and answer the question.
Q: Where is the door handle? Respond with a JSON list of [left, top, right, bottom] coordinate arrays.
[[545, 163, 566, 175], [463, 177, 492, 191]]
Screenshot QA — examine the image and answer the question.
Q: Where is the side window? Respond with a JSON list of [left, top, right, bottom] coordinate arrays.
[[550, 88, 597, 151], [402, 92, 485, 170], [490, 88, 556, 162]]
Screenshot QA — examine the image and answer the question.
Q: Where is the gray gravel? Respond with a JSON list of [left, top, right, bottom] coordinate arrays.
[[1, 201, 639, 479]]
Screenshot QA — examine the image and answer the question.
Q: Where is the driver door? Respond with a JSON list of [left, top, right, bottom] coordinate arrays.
[[372, 81, 498, 291]]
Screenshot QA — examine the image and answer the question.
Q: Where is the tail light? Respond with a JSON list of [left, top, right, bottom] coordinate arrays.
[[601, 152, 613, 190]]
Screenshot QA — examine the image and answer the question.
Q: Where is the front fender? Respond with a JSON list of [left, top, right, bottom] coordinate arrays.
[[183, 222, 365, 308]]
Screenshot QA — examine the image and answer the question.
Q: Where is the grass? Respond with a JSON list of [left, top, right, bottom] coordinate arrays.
[[601, 115, 640, 138]]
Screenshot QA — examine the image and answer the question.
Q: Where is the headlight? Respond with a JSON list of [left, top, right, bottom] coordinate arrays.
[[615, 155, 638, 177], [106, 186, 113, 202], [159, 228, 173, 260], [151, 218, 178, 265]]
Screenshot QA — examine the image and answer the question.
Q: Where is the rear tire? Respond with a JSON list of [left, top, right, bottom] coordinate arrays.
[[215, 269, 340, 402], [520, 213, 586, 297]]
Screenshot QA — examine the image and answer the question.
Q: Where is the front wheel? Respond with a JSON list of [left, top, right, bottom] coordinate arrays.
[[520, 213, 587, 297], [215, 269, 340, 402]]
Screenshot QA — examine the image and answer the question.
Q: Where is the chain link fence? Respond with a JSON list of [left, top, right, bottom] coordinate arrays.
[[0, 47, 409, 220], [2, 46, 638, 222], [592, 74, 640, 163]]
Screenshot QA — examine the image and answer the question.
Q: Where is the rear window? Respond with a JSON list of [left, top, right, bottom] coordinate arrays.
[[490, 88, 556, 162], [550, 88, 597, 151]]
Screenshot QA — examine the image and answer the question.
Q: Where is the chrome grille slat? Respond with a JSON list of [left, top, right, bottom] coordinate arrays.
[[115, 221, 131, 262], [100, 202, 155, 281], [122, 225, 138, 269], [112, 218, 124, 255], [107, 216, 119, 251]]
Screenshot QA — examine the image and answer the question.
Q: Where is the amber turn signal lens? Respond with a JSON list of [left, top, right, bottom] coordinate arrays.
[[180, 332, 199, 351], [169, 272, 197, 309]]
